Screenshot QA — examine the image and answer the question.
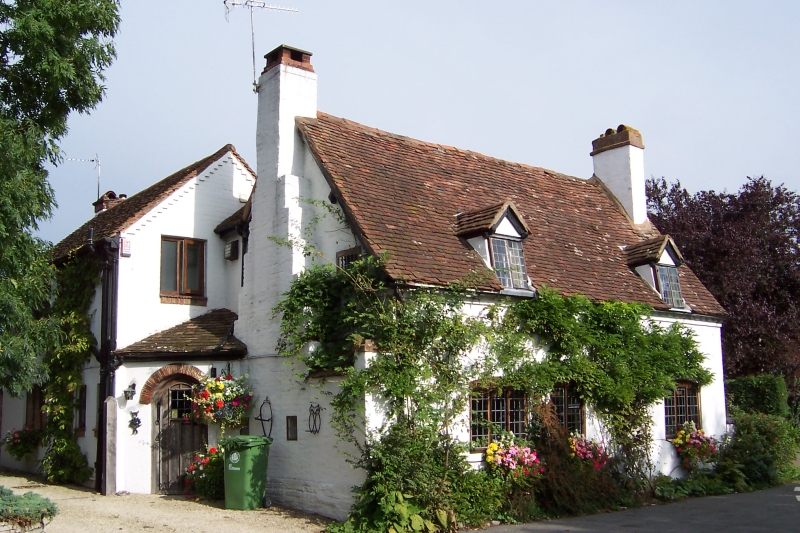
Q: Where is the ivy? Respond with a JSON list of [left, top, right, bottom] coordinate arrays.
[[39, 253, 102, 484], [274, 261, 714, 528]]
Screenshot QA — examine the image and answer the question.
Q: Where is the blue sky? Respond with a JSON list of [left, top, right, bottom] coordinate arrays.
[[39, 0, 800, 243]]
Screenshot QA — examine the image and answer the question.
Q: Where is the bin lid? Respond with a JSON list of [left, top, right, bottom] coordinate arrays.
[[221, 435, 273, 450]]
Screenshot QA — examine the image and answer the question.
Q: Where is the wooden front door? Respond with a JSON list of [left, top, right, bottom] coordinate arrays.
[[153, 381, 206, 494]]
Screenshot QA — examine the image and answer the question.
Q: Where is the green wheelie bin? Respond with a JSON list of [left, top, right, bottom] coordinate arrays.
[[222, 435, 273, 510]]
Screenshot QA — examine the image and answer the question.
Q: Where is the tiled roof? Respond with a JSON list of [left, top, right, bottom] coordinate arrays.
[[455, 201, 530, 237], [53, 145, 253, 260], [297, 112, 725, 317], [215, 205, 247, 235], [625, 235, 684, 267], [115, 309, 246, 360]]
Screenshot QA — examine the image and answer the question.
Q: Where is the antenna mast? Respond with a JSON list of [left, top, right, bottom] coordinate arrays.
[[223, 0, 298, 92], [67, 154, 101, 199]]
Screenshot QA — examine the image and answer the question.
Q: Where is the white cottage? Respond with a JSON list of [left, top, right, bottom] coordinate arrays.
[[0, 44, 727, 521]]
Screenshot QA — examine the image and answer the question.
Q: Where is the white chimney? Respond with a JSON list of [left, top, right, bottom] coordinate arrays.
[[256, 45, 317, 180], [239, 45, 318, 351], [590, 125, 647, 225]]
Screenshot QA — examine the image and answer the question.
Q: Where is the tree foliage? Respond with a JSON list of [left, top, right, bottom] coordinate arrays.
[[0, 0, 119, 395], [646, 176, 800, 380]]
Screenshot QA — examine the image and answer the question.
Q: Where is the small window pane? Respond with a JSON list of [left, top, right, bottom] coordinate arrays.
[[508, 391, 527, 438], [185, 243, 201, 291], [161, 240, 178, 292], [169, 385, 193, 420], [491, 238, 527, 289]]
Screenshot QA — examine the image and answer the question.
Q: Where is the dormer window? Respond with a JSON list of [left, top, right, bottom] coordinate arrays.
[[625, 235, 686, 309], [455, 200, 531, 291], [656, 265, 683, 308], [490, 237, 527, 289]]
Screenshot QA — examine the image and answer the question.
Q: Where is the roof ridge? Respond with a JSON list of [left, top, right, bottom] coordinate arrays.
[[307, 112, 591, 186], [53, 144, 252, 259]]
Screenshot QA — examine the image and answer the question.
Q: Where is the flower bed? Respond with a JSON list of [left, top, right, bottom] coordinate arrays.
[[671, 421, 718, 472], [0, 427, 43, 461], [485, 442, 544, 479], [569, 435, 609, 470], [185, 445, 224, 500]]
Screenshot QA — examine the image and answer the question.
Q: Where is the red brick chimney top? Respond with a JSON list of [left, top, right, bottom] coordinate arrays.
[[92, 190, 126, 213], [263, 44, 314, 74]]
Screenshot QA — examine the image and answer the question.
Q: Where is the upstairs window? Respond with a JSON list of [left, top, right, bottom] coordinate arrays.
[[161, 237, 205, 298], [336, 246, 362, 270], [656, 265, 684, 308], [490, 238, 528, 290]]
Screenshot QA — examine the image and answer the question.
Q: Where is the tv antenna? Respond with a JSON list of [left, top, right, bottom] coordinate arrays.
[[67, 154, 101, 200], [223, 1, 298, 92]]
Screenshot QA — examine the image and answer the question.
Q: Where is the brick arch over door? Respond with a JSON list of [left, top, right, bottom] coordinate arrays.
[[139, 364, 204, 405]]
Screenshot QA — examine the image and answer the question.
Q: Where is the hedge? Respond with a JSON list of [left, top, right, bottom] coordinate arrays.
[[726, 375, 790, 418]]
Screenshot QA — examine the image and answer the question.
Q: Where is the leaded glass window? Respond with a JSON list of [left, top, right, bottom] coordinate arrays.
[[664, 382, 700, 438], [490, 238, 527, 289], [470, 389, 528, 444], [656, 265, 684, 308], [551, 383, 584, 434]]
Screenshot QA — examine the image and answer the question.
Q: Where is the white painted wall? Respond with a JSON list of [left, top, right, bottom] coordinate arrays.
[[592, 144, 647, 224], [116, 152, 253, 349]]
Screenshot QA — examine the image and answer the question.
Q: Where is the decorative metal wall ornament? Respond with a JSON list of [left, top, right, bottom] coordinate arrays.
[[129, 411, 142, 435], [255, 397, 273, 438], [308, 403, 321, 435]]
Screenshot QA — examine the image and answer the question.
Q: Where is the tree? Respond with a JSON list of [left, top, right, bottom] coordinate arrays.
[[646, 176, 800, 381], [0, 0, 120, 396]]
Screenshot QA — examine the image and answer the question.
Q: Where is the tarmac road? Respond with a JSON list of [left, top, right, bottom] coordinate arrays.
[[491, 482, 800, 533]]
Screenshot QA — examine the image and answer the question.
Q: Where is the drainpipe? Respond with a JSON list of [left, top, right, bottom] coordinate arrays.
[[94, 235, 119, 494]]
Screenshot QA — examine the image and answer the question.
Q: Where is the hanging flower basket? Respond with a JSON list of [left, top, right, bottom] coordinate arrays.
[[190, 373, 253, 429]]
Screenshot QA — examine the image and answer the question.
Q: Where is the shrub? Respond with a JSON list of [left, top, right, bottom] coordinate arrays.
[[40, 439, 92, 484], [1, 426, 43, 461], [726, 375, 790, 418], [449, 470, 505, 527], [185, 445, 224, 500], [527, 404, 622, 518], [725, 410, 800, 488], [0, 486, 58, 529]]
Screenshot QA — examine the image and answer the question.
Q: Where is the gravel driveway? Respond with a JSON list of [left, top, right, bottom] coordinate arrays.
[[0, 469, 331, 533]]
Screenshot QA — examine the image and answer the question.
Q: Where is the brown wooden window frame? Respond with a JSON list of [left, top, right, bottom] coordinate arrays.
[[550, 382, 585, 435], [160, 236, 206, 304], [25, 385, 46, 431], [470, 388, 529, 446], [664, 381, 701, 438], [336, 246, 362, 270]]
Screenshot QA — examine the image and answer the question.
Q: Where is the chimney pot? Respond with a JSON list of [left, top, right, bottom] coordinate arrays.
[[92, 190, 126, 213], [263, 44, 314, 74]]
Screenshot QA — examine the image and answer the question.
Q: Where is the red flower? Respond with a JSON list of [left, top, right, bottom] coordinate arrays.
[[209, 447, 217, 454], [226, 374, 233, 380], [188, 465, 195, 473], [193, 455, 200, 462], [216, 376, 221, 382], [206, 406, 212, 412], [215, 400, 224, 409]]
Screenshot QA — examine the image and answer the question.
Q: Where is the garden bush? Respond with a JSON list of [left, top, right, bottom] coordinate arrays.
[[0, 485, 58, 529], [724, 409, 800, 488], [726, 375, 790, 418], [527, 404, 622, 518]]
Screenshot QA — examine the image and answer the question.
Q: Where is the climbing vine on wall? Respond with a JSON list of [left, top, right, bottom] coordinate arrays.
[[273, 259, 714, 529], [40, 253, 102, 483]]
